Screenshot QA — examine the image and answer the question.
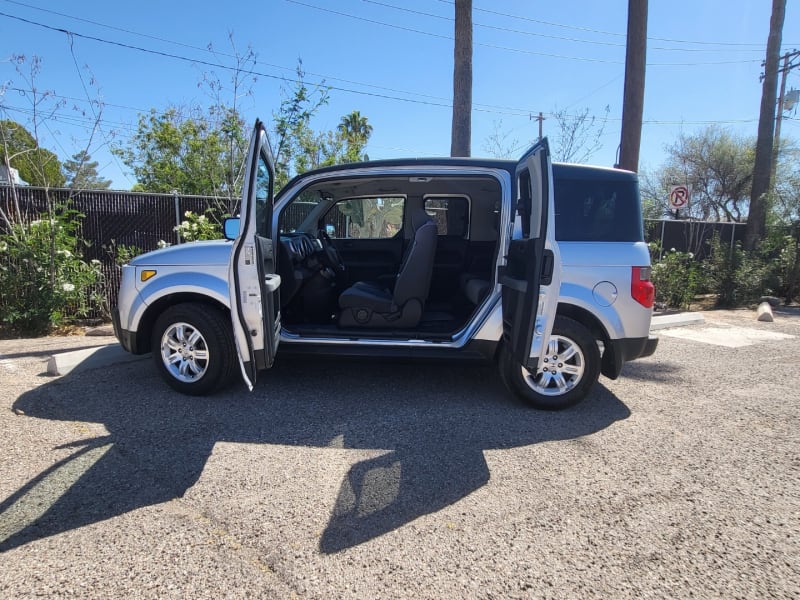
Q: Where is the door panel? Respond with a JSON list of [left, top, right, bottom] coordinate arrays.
[[500, 139, 560, 371], [228, 120, 280, 390]]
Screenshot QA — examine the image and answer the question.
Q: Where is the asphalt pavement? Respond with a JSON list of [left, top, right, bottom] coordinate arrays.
[[1, 309, 798, 598]]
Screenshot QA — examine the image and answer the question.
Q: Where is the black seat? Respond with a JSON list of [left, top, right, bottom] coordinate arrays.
[[460, 273, 492, 305], [338, 207, 437, 328]]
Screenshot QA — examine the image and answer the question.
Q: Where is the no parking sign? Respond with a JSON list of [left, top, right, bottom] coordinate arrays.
[[669, 185, 691, 210]]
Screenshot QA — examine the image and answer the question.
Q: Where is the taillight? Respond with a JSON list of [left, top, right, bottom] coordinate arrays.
[[631, 266, 655, 308]]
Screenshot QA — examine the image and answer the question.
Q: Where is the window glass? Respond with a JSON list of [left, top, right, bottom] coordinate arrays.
[[554, 178, 644, 242], [323, 197, 405, 239], [255, 151, 272, 237], [424, 196, 469, 237], [279, 189, 325, 234]]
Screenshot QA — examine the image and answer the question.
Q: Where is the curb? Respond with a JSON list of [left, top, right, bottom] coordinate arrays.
[[47, 344, 149, 376], [650, 312, 705, 331]]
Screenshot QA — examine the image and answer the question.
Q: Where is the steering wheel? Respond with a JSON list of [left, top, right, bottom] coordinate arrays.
[[318, 228, 346, 272]]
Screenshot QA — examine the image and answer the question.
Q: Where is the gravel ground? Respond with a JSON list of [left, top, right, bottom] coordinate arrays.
[[0, 310, 798, 599]]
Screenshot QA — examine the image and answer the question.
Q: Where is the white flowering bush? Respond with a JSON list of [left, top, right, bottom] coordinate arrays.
[[650, 245, 705, 309], [174, 210, 222, 242], [0, 213, 104, 336]]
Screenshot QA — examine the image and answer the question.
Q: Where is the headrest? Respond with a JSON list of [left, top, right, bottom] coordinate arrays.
[[411, 207, 433, 231]]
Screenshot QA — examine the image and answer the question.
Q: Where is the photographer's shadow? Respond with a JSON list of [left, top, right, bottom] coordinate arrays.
[[1, 356, 630, 554]]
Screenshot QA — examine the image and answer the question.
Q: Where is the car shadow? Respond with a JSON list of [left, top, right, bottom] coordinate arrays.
[[618, 359, 682, 383], [1, 356, 631, 554]]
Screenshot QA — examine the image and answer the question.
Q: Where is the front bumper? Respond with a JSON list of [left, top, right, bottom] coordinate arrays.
[[112, 307, 140, 354]]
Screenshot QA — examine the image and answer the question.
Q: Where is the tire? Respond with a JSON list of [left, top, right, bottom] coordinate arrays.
[[499, 315, 600, 410], [151, 303, 237, 396]]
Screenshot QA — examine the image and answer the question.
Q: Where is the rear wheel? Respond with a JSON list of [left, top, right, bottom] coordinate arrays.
[[499, 315, 600, 410], [151, 303, 236, 395]]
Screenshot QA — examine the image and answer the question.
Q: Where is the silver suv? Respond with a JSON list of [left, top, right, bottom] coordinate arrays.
[[113, 121, 657, 410]]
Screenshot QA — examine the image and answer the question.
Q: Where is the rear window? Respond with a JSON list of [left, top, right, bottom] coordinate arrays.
[[424, 196, 469, 237], [554, 177, 644, 242]]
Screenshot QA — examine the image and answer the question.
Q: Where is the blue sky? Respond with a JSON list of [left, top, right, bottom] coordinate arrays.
[[1, 0, 799, 189]]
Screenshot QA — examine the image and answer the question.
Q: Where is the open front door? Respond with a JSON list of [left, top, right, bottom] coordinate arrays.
[[500, 139, 561, 371], [228, 120, 281, 391]]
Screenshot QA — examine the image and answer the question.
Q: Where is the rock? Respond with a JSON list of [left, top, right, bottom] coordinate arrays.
[[757, 302, 774, 322], [759, 296, 781, 307]]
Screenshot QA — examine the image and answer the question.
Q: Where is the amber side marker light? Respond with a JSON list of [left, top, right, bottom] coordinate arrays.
[[140, 270, 157, 282]]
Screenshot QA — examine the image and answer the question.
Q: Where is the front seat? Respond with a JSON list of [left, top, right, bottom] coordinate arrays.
[[338, 207, 437, 328]]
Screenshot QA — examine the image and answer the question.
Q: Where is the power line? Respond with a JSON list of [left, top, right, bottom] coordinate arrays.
[[0, 11, 561, 116], [5, 86, 149, 114], [287, 0, 761, 66], [364, 0, 764, 54], [0, 0, 482, 108], [66, 32, 134, 185], [435, 0, 799, 49], [363, 0, 626, 48], [0, 10, 628, 120]]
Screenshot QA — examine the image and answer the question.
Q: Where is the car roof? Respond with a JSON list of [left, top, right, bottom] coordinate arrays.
[[278, 156, 637, 191]]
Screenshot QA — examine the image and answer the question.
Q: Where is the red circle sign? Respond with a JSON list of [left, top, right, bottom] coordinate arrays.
[[669, 185, 690, 209]]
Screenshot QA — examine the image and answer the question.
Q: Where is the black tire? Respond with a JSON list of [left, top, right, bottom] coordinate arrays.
[[151, 303, 237, 396], [499, 315, 600, 410]]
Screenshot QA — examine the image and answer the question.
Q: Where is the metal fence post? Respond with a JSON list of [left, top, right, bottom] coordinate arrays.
[[173, 190, 181, 245]]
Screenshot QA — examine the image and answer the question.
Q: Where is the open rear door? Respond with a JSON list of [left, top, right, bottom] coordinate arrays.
[[500, 139, 561, 371], [228, 120, 281, 390]]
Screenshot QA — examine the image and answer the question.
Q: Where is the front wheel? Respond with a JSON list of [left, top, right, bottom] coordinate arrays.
[[151, 303, 237, 396], [499, 316, 600, 410]]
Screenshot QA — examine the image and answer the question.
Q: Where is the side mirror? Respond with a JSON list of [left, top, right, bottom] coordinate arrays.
[[223, 218, 241, 240], [325, 224, 336, 237]]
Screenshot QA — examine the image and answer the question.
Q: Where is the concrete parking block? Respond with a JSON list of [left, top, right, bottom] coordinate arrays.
[[46, 344, 149, 376], [650, 312, 705, 331]]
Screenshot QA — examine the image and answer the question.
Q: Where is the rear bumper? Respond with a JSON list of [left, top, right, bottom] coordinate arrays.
[[601, 334, 658, 379]]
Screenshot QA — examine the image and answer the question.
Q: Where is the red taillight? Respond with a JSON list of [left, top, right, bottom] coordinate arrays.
[[631, 266, 655, 308]]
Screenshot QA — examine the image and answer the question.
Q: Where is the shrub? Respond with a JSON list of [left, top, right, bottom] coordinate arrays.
[[704, 234, 777, 308], [651, 247, 705, 309], [175, 210, 223, 242], [0, 214, 104, 336]]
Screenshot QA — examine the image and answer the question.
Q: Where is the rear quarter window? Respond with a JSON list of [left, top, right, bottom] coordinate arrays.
[[554, 176, 644, 242]]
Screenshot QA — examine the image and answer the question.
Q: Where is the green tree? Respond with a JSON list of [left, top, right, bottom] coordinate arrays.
[[645, 126, 755, 222], [0, 55, 106, 335], [113, 106, 246, 198], [271, 63, 373, 189], [272, 61, 330, 190], [63, 150, 112, 190], [338, 110, 373, 163], [0, 120, 65, 187]]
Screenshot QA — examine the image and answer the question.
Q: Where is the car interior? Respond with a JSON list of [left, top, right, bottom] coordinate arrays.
[[276, 173, 504, 339]]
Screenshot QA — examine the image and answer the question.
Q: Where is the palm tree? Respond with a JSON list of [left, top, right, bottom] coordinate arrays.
[[338, 111, 373, 162]]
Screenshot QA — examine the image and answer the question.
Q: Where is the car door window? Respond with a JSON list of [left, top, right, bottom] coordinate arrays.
[[323, 197, 405, 239], [424, 196, 470, 237]]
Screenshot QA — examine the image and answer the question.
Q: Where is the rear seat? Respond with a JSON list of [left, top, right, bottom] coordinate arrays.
[[460, 273, 491, 305]]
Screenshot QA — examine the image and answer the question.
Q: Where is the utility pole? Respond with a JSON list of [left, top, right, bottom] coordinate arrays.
[[771, 49, 800, 185], [530, 112, 546, 141], [450, 0, 472, 157], [617, 0, 648, 172], [746, 0, 786, 251]]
